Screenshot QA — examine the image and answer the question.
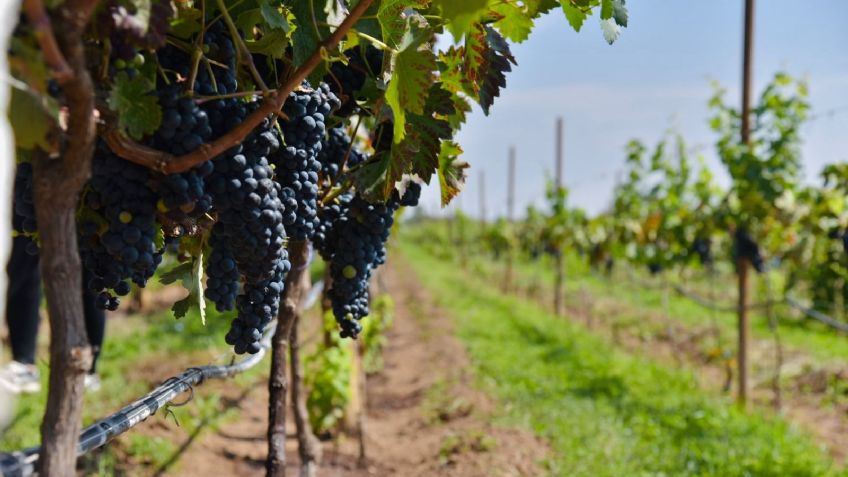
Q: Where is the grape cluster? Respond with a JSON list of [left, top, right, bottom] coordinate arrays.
[[144, 81, 215, 225], [324, 46, 383, 117], [13, 163, 39, 255], [226, 260, 288, 354], [204, 226, 240, 311], [734, 228, 764, 273], [691, 237, 712, 266], [323, 184, 421, 338], [271, 83, 340, 240], [79, 146, 162, 310], [203, 102, 291, 353], [313, 192, 353, 258], [319, 127, 365, 184], [394, 182, 422, 208]]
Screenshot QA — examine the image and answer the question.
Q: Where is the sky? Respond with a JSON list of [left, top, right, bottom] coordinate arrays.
[[418, 1, 848, 219]]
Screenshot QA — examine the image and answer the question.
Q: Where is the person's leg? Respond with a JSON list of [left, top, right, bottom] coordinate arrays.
[[1, 236, 42, 394], [5, 236, 41, 365], [82, 269, 105, 374]]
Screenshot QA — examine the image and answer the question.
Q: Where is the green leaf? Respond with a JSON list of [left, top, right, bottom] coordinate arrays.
[[259, 0, 290, 31], [108, 72, 162, 140], [235, 8, 264, 39], [612, 0, 628, 27], [385, 85, 455, 194], [159, 262, 193, 285], [437, 46, 466, 94], [433, 0, 489, 41], [8, 86, 55, 151], [245, 29, 290, 59], [600, 0, 613, 19], [286, 0, 329, 68], [159, 253, 206, 322], [527, 0, 560, 17], [353, 153, 391, 202], [385, 22, 436, 143], [492, 3, 535, 42], [377, 0, 430, 49], [438, 141, 467, 206], [561, 2, 588, 31], [170, 7, 202, 39]]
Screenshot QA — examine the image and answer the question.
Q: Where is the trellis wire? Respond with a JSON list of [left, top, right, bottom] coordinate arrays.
[[0, 280, 324, 477]]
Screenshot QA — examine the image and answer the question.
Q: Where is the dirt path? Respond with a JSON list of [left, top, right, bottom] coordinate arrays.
[[116, 256, 548, 477]]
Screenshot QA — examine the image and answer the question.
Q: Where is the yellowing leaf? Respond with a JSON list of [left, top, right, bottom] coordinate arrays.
[[385, 24, 436, 143], [438, 140, 467, 206]]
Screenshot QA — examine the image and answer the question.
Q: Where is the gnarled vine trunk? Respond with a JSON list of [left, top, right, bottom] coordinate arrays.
[[290, 308, 321, 477], [267, 240, 310, 477], [29, 0, 99, 474]]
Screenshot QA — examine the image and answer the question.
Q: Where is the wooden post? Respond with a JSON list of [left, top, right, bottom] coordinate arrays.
[[553, 117, 565, 316], [479, 170, 487, 225], [507, 147, 516, 220], [505, 147, 516, 292], [736, 0, 755, 410]]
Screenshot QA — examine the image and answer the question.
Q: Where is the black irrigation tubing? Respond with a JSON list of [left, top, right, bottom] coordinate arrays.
[[0, 280, 324, 477], [785, 296, 848, 334], [622, 271, 848, 334], [669, 283, 779, 313], [608, 268, 848, 334]]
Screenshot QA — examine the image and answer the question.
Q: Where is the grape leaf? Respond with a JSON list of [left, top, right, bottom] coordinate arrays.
[[170, 7, 202, 38], [437, 46, 466, 95], [561, 2, 588, 31], [600, 0, 613, 19], [353, 153, 391, 202], [492, 3, 535, 43], [612, 0, 628, 27], [245, 29, 290, 59], [438, 140, 467, 206], [433, 0, 489, 41], [286, 0, 329, 75], [259, 0, 290, 31], [377, 0, 430, 49], [8, 86, 55, 151], [475, 26, 516, 115], [600, 17, 620, 44], [385, 22, 436, 143], [108, 72, 162, 140], [159, 252, 206, 323], [385, 85, 455, 195], [527, 0, 560, 17]]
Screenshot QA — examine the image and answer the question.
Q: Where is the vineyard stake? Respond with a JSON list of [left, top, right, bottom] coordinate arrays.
[[736, 0, 755, 410]]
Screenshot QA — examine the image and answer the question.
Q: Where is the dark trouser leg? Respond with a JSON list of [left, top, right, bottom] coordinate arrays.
[[82, 270, 105, 373], [5, 237, 41, 365]]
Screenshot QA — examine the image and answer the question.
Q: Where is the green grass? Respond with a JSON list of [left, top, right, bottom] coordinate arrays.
[[400, 236, 843, 477], [0, 301, 255, 452]]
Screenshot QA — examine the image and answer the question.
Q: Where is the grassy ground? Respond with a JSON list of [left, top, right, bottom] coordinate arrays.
[[400, 235, 844, 476], [0, 295, 260, 462]]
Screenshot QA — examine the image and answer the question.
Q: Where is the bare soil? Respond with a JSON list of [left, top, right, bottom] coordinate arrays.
[[104, 257, 549, 477]]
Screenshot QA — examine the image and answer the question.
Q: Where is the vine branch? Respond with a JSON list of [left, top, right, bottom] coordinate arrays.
[[103, 0, 374, 175], [22, 0, 74, 84]]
